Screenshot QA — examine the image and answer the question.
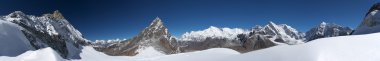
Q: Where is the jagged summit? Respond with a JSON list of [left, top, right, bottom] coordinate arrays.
[[319, 22, 329, 28], [366, 3, 380, 16], [140, 17, 171, 42], [93, 17, 178, 56], [144, 16, 169, 36], [6, 11, 27, 20], [152, 17, 162, 24], [268, 21, 276, 26], [6, 10, 66, 21], [149, 17, 163, 26], [52, 10, 65, 20], [305, 22, 352, 42], [147, 17, 165, 31], [9, 11, 26, 16], [132, 17, 177, 54], [252, 21, 305, 45]]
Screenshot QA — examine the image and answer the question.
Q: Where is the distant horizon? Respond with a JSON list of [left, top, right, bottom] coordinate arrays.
[[0, 0, 378, 41]]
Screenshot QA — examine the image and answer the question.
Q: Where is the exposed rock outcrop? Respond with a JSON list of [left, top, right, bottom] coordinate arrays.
[[353, 3, 380, 35]]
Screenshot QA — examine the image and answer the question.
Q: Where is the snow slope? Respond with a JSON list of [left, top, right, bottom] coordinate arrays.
[[134, 47, 165, 58], [76, 46, 239, 61], [0, 20, 34, 56], [223, 32, 380, 61], [162, 32, 380, 61], [0, 47, 65, 61], [152, 48, 240, 61], [72, 46, 134, 61]]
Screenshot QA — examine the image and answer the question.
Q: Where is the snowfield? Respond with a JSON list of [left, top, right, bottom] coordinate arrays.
[[74, 46, 240, 61], [146, 32, 380, 61], [1, 18, 380, 61], [0, 47, 65, 61], [0, 20, 34, 56]]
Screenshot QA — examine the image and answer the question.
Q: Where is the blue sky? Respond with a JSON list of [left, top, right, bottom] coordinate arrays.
[[0, 0, 379, 41]]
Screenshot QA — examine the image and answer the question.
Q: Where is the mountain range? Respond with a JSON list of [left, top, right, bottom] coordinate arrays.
[[1, 2, 380, 60], [93, 17, 352, 55]]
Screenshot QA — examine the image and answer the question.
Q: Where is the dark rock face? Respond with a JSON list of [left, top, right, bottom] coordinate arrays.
[[353, 2, 380, 35], [21, 25, 69, 58], [52, 10, 65, 20], [250, 22, 305, 45], [233, 34, 276, 53], [177, 29, 277, 53], [177, 37, 241, 52], [1, 11, 89, 59], [365, 3, 380, 16], [94, 17, 180, 56], [305, 22, 352, 42]]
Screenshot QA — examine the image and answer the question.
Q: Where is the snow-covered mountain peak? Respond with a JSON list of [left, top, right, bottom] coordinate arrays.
[[149, 17, 163, 28], [203, 26, 223, 33], [93, 17, 179, 56], [146, 17, 167, 34], [4, 11, 27, 22], [179, 26, 248, 41], [370, 10, 379, 16], [139, 17, 171, 44], [251, 21, 305, 45], [320, 22, 341, 27], [305, 22, 352, 42], [267, 21, 279, 28], [264, 22, 290, 31], [8, 11, 26, 17], [262, 21, 300, 35], [268, 21, 276, 25], [366, 3, 380, 16], [320, 22, 327, 27]]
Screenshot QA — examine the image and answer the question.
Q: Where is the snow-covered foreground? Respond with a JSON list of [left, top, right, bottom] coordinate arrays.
[[225, 32, 380, 61], [74, 46, 239, 61], [2, 32, 380, 61], [0, 47, 64, 61]]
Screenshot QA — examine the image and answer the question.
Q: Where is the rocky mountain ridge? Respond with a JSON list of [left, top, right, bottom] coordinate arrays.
[[305, 22, 352, 42], [0, 10, 90, 59]]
